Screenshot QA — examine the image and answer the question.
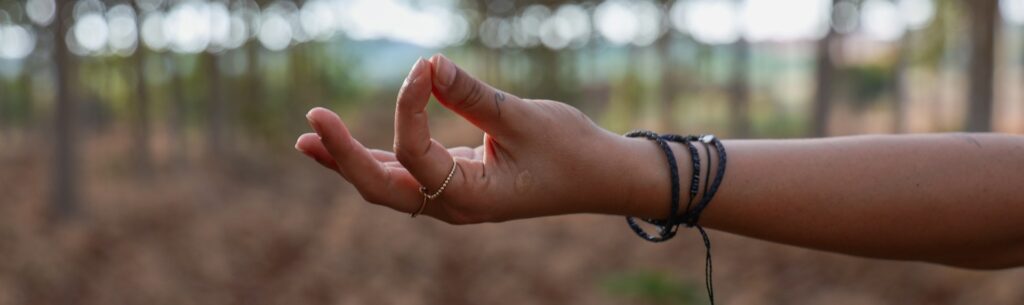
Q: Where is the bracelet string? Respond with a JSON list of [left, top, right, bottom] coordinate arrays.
[[623, 130, 683, 241], [623, 130, 727, 305]]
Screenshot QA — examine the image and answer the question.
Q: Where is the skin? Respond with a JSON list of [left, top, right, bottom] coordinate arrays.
[[295, 54, 1024, 270]]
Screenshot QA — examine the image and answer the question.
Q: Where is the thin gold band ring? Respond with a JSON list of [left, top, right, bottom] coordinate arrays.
[[411, 158, 458, 218]]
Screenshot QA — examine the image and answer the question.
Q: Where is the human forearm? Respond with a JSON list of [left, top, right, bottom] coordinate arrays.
[[298, 56, 1024, 268], [625, 133, 1024, 268]]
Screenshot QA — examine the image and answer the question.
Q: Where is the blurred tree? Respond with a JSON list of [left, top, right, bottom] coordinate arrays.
[[812, 0, 841, 137], [52, 0, 78, 218], [918, 0, 960, 130], [205, 52, 226, 158], [894, 32, 910, 133], [168, 55, 188, 165], [535, 48, 566, 103], [965, 0, 999, 131], [289, 43, 315, 137], [729, 36, 751, 137], [132, 0, 153, 173], [657, 31, 680, 132], [656, 0, 682, 133], [243, 30, 264, 138]]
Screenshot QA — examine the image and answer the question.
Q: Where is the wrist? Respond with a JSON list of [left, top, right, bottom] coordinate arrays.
[[615, 135, 694, 220]]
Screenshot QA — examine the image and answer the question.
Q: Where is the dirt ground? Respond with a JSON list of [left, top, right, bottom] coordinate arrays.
[[1, 130, 1021, 305]]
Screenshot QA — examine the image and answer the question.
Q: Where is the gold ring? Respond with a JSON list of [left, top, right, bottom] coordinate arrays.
[[411, 158, 458, 217]]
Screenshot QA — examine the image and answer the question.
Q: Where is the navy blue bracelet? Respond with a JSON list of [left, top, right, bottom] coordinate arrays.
[[624, 131, 727, 305], [623, 130, 683, 242], [685, 135, 727, 227], [647, 134, 700, 228]]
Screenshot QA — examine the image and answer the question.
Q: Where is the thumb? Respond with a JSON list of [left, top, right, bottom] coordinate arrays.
[[430, 54, 530, 139]]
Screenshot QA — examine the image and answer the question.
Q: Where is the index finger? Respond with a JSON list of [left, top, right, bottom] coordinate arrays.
[[394, 58, 459, 194]]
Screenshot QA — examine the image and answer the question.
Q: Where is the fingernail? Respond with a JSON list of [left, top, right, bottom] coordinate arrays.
[[433, 54, 456, 88], [305, 109, 323, 134], [306, 108, 318, 121], [404, 58, 426, 87], [309, 119, 324, 136]]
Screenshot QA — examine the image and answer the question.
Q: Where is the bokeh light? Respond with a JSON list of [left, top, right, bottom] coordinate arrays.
[[140, 12, 167, 51], [479, 16, 512, 49], [832, 0, 860, 34], [742, 0, 830, 42], [686, 0, 741, 45], [223, 11, 249, 49], [164, 1, 211, 54], [1003, 0, 1024, 24], [107, 4, 138, 56], [5, 0, 946, 58], [25, 0, 56, 26], [300, 0, 335, 42], [258, 10, 292, 51], [899, 0, 935, 30], [594, 0, 637, 45], [513, 5, 549, 48], [862, 0, 906, 41], [334, 0, 466, 48], [0, 24, 36, 60], [207, 1, 232, 52], [75, 13, 110, 53]]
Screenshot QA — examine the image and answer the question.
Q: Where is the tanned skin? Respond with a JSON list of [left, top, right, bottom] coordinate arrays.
[[295, 54, 1024, 270]]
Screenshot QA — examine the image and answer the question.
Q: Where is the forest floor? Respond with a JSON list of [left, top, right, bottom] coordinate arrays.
[[0, 127, 1022, 305]]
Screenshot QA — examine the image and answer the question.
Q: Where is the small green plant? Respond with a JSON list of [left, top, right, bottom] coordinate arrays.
[[599, 270, 699, 305]]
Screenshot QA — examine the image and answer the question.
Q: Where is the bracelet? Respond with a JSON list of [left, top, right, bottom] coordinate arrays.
[[623, 131, 727, 305], [649, 134, 700, 228], [684, 135, 726, 226], [623, 130, 682, 242]]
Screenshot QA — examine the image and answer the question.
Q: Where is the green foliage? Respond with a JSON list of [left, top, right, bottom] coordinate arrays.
[[601, 68, 648, 133], [599, 270, 698, 305], [839, 63, 893, 110], [917, 0, 960, 68], [753, 110, 808, 138], [1, 76, 34, 126]]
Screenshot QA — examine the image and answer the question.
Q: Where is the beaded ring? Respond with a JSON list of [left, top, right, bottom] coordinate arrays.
[[411, 158, 458, 218]]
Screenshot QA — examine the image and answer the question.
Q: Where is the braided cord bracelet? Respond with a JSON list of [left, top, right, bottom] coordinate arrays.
[[624, 130, 728, 305], [647, 135, 700, 228], [623, 130, 683, 241]]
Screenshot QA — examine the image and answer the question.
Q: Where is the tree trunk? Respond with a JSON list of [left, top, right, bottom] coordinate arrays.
[[657, 32, 678, 132], [812, 15, 838, 137], [205, 52, 225, 159], [729, 38, 751, 137], [131, 1, 151, 173], [168, 55, 187, 165], [0, 78, 5, 134], [535, 48, 563, 102], [246, 40, 262, 136], [16, 70, 35, 136], [52, 0, 78, 218], [965, 0, 998, 131], [132, 47, 152, 173], [894, 32, 910, 133]]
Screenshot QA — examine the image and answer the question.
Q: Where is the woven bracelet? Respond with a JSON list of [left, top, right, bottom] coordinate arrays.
[[623, 131, 728, 305]]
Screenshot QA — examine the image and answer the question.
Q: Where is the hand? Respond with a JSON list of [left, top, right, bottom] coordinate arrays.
[[295, 54, 665, 224]]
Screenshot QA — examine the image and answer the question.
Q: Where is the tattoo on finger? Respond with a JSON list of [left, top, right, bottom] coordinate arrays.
[[494, 91, 505, 117]]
